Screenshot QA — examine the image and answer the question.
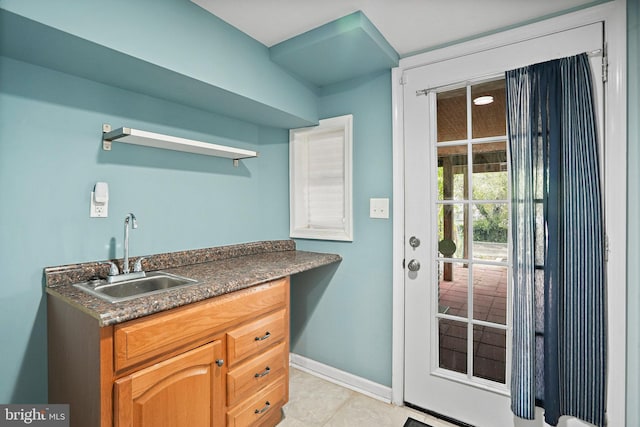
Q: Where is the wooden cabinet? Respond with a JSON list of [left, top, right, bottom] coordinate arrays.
[[225, 310, 288, 426], [48, 277, 290, 427], [226, 377, 287, 427], [114, 341, 224, 427], [226, 342, 287, 407], [227, 310, 287, 367]]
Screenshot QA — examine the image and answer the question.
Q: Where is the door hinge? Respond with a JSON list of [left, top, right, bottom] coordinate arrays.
[[400, 74, 408, 86], [402, 258, 406, 269], [604, 234, 609, 262], [602, 44, 608, 83]]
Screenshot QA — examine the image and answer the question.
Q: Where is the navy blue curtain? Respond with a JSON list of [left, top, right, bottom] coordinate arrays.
[[506, 53, 606, 426]]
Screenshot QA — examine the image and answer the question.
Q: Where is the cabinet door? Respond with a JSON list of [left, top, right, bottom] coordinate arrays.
[[114, 341, 224, 427]]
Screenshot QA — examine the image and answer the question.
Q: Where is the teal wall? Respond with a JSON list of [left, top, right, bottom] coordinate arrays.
[[291, 71, 394, 386], [0, 0, 317, 123], [627, 0, 639, 425], [0, 55, 290, 403]]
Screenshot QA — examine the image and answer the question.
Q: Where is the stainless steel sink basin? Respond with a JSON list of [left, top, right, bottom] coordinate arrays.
[[74, 271, 198, 303]]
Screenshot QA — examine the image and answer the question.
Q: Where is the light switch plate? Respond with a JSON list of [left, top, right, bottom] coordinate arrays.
[[370, 198, 389, 219]]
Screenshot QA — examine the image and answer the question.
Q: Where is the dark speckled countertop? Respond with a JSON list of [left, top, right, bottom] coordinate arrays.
[[44, 240, 341, 326]]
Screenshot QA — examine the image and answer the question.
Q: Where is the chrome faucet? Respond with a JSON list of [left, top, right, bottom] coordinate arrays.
[[106, 213, 145, 284], [123, 213, 137, 274]]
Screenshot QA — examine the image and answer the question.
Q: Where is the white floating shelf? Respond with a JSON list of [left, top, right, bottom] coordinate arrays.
[[102, 124, 258, 166]]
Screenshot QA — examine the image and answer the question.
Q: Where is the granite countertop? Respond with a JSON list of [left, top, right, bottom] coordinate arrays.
[[44, 240, 341, 326]]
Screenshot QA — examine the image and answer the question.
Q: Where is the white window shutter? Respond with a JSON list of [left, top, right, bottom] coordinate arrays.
[[290, 115, 353, 241]]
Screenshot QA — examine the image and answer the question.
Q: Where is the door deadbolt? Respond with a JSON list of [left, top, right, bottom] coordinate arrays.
[[407, 259, 421, 272], [409, 236, 421, 248]]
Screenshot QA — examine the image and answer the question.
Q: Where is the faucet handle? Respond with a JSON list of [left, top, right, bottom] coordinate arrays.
[[101, 261, 120, 277], [133, 257, 146, 273]]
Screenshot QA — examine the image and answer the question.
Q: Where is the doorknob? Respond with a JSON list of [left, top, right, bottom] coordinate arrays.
[[407, 259, 421, 272], [409, 236, 421, 248]]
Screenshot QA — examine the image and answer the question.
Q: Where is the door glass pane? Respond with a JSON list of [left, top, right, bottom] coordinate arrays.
[[438, 204, 466, 259], [472, 203, 508, 261], [472, 142, 507, 200], [437, 87, 467, 142], [438, 261, 468, 318], [473, 326, 506, 383], [434, 80, 510, 387], [439, 319, 468, 374], [471, 80, 506, 138], [473, 265, 508, 325], [438, 145, 467, 200]]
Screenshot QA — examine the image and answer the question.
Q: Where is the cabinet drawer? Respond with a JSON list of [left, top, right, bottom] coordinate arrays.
[[114, 278, 287, 371], [227, 342, 287, 406], [226, 377, 286, 427], [227, 310, 286, 367]]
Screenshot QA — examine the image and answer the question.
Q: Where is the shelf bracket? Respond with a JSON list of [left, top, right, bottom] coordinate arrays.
[[102, 123, 112, 151]]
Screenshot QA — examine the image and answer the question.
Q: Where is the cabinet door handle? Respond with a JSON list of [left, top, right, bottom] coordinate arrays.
[[254, 401, 271, 415], [254, 331, 271, 341], [215, 359, 224, 367], [254, 366, 271, 378]]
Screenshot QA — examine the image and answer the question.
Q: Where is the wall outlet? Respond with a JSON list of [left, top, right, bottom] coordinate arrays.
[[90, 191, 108, 218], [369, 198, 389, 219]]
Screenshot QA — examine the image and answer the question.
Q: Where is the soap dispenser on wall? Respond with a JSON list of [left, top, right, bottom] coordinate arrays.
[[90, 182, 109, 218]]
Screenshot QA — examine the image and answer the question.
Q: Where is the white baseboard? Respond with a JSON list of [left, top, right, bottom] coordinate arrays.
[[289, 353, 393, 404]]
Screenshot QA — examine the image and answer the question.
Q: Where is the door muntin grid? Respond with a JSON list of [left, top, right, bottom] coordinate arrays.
[[433, 79, 511, 390]]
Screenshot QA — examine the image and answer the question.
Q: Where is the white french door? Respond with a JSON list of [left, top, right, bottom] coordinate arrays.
[[403, 23, 604, 427]]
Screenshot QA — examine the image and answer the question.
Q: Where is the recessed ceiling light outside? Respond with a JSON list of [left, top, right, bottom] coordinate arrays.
[[473, 95, 494, 105]]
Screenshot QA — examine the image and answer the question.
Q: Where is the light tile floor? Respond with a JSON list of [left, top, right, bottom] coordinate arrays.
[[278, 368, 458, 427]]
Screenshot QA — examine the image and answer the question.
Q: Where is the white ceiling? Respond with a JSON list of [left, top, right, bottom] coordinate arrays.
[[192, 0, 597, 56]]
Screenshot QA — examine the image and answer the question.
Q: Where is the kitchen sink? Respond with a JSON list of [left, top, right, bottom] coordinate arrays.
[[74, 271, 198, 303]]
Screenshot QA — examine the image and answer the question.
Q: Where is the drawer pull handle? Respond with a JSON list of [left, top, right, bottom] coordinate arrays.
[[254, 401, 271, 415], [254, 366, 271, 378], [255, 331, 271, 341]]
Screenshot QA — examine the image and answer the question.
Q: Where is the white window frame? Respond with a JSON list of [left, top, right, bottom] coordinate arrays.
[[289, 114, 353, 241]]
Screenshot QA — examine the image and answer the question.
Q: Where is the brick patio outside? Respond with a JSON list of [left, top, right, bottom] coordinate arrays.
[[438, 263, 508, 383]]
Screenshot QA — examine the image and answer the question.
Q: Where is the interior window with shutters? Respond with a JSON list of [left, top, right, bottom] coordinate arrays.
[[289, 114, 353, 241]]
